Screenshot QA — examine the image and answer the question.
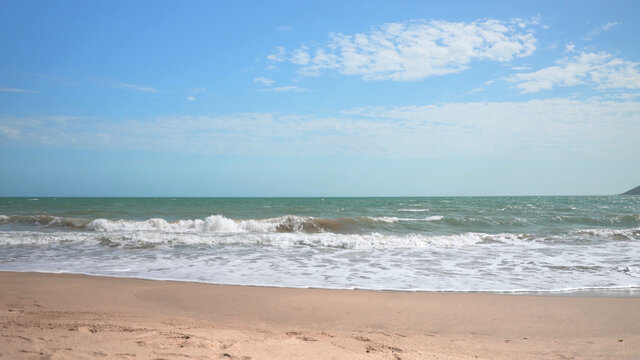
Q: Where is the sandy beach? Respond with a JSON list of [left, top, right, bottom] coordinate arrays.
[[0, 272, 637, 359]]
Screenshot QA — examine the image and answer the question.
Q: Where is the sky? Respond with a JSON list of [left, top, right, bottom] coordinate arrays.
[[1, 0, 639, 196]]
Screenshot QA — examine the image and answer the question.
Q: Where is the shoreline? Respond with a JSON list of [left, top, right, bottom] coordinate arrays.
[[2, 271, 639, 359], [4, 269, 640, 298]]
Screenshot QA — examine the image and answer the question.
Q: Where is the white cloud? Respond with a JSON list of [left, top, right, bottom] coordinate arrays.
[[565, 43, 576, 53], [267, 46, 286, 62], [610, 92, 640, 100], [268, 18, 538, 81], [466, 87, 485, 94], [259, 85, 308, 93], [253, 77, 307, 93], [602, 22, 620, 31], [186, 88, 206, 101], [583, 21, 621, 40], [2, 99, 638, 161], [465, 80, 495, 94], [276, 25, 291, 32], [0, 125, 21, 139], [0, 87, 36, 93], [337, 99, 640, 159], [253, 77, 275, 86], [509, 51, 640, 93], [112, 82, 159, 93], [291, 47, 311, 65]]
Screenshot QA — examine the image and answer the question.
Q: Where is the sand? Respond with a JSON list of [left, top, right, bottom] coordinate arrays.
[[1, 272, 638, 359]]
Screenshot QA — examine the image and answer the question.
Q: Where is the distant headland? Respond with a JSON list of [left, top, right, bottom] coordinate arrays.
[[622, 185, 640, 195]]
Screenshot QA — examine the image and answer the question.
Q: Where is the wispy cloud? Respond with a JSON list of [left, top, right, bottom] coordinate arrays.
[[276, 25, 291, 32], [0, 125, 21, 139], [509, 51, 640, 93], [253, 77, 307, 93], [267, 46, 287, 62], [2, 99, 638, 162], [583, 21, 621, 41], [111, 82, 160, 93], [466, 87, 484, 94], [609, 92, 640, 100], [253, 77, 275, 86], [0, 87, 36, 93], [267, 18, 539, 81], [259, 85, 308, 93], [565, 43, 576, 53], [466, 80, 495, 94], [186, 88, 206, 101]]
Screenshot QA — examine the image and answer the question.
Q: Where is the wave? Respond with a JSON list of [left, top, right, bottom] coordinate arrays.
[[0, 229, 520, 249], [2, 213, 639, 249], [1, 214, 447, 234], [572, 228, 640, 240], [0, 214, 91, 228], [0, 214, 358, 234], [86, 215, 366, 234], [552, 214, 640, 226], [5, 210, 639, 233]]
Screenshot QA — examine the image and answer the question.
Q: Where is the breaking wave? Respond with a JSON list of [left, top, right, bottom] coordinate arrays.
[[572, 227, 640, 240], [0, 229, 519, 249], [1, 214, 448, 234], [364, 215, 443, 223], [1, 214, 638, 250]]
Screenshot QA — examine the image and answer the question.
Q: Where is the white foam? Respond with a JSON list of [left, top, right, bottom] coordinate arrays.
[[572, 228, 640, 239], [365, 216, 402, 223], [2, 233, 638, 293], [397, 208, 429, 212], [2, 228, 639, 293], [86, 215, 313, 233], [366, 215, 443, 223], [0, 229, 520, 249], [618, 265, 640, 278], [424, 215, 444, 221]]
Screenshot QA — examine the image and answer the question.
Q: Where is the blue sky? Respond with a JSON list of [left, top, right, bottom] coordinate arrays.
[[1, 0, 639, 196]]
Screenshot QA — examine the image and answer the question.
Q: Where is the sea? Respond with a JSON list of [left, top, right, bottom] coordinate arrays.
[[1, 196, 639, 295]]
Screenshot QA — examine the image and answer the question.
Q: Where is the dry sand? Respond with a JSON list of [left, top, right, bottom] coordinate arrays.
[[1, 271, 638, 359]]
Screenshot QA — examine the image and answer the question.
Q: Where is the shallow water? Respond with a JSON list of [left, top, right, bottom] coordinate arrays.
[[1, 196, 639, 294]]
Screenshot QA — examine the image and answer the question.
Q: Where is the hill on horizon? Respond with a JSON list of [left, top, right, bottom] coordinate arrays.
[[622, 185, 640, 195]]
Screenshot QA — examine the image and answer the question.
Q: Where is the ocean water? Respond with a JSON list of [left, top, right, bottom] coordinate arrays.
[[1, 196, 639, 294]]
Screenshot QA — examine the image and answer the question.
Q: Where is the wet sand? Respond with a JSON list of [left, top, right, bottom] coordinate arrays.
[[1, 271, 638, 359]]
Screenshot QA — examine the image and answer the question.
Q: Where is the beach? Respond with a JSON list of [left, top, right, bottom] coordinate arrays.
[[3, 0, 640, 358], [1, 272, 639, 359], [2, 197, 639, 358]]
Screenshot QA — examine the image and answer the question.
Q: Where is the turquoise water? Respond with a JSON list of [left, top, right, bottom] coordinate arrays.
[[1, 196, 639, 293]]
